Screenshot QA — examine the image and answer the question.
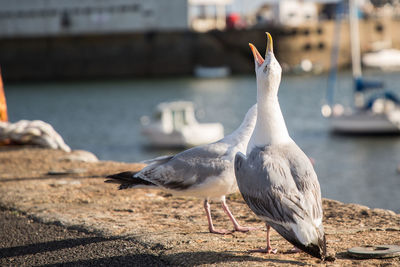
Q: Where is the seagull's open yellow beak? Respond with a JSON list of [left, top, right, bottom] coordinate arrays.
[[249, 33, 274, 66], [249, 43, 264, 66], [266, 32, 273, 53]]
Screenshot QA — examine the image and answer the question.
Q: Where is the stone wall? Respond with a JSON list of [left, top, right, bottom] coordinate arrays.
[[0, 18, 398, 81]]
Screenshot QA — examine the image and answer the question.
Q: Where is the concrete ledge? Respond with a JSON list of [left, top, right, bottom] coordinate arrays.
[[0, 146, 399, 266]]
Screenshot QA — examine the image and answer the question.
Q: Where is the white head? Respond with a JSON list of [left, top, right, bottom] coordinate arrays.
[[246, 33, 291, 148], [249, 33, 282, 98]]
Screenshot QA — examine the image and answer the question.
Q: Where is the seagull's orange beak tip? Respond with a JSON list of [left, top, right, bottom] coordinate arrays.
[[249, 43, 264, 66]]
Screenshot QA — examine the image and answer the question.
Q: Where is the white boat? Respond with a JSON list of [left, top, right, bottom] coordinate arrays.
[[324, 102, 400, 135], [325, 101, 400, 134], [362, 48, 400, 71], [330, 113, 400, 134], [140, 101, 224, 147], [322, 0, 400, 135]]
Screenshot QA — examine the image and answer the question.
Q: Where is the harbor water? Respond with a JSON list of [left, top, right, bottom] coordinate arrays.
[[5, 70, 400, 213]]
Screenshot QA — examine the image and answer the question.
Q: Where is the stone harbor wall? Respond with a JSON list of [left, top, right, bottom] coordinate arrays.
[[0, 146, 399, 266], [1, 18, 399, 81]]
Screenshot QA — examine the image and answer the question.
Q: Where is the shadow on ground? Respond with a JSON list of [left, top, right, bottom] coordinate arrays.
[[162, 251, 307, 266], [0, 237, 119, 258], [38, 254, 168, 267]]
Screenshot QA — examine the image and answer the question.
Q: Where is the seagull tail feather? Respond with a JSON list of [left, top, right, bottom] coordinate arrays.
[[105, 171, 156, 190]]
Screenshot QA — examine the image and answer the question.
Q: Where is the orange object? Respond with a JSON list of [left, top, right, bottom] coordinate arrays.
[[0, 68, 8, 122]]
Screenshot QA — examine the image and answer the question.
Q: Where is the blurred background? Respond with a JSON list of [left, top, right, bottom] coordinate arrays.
[[1, 0, 400, 213]]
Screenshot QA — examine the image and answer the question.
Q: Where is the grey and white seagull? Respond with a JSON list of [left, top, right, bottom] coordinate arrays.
[[106, 104, 257, 234], [234, 33, 326, 259]]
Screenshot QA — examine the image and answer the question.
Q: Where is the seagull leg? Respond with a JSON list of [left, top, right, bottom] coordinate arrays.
[[204, 199, 232, 234], [220, 197, 257, 232], [249, 224, 278, 254]]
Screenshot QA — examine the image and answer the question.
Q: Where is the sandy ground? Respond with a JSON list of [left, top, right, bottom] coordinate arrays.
[[0, 146, 399, 266]]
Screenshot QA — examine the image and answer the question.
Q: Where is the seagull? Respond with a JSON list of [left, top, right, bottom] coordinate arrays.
[[234, 33, 326, 259], [106, 104, 257, 234]]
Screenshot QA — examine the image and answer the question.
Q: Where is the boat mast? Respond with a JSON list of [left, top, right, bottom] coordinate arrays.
[[349, 0, 362, 79], [326, 1, 344, 108], [349, 0, 364, 108], [321, 1, 345, 118]]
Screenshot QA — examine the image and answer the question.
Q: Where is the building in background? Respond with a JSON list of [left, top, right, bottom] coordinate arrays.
[[0, 0, 188, 37], [272, 0, 318, 26], [188, 0, 232, 32], [254, 0, 319, 26], [1, 0, 399, 81], [0, 0, 235, 37]]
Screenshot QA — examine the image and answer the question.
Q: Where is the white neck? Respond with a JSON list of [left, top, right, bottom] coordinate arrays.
[[222, 105, 257, 153], [247, 88, 292, 154]]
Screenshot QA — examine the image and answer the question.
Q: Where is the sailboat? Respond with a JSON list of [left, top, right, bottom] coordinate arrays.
[[322, 0, 400, 134], [362, 47, 400, 71]]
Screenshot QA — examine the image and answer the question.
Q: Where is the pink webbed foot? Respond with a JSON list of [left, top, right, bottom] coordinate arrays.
[[220, 198, 259, 233], [250, 224, 278, 254], [204, 200, 233, 235], [209, 228, 234, 235]]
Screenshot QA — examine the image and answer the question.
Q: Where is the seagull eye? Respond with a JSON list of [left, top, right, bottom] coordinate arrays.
[[263, 65, 269, 73]]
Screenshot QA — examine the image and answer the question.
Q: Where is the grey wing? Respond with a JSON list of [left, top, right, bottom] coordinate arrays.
[[234, 151, 289, 221], [285, 144, 323, 222], [234, 149, 282, 219], [235, 146, 320, 225], [236, 145, 325, 258], [234, 151, 262, 195], [137, 143, 229, 190]]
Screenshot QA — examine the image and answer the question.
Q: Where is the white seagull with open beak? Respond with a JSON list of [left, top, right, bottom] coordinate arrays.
[[234, 33, 326, 259]]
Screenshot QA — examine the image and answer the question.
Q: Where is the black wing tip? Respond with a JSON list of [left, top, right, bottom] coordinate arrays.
[[106, 171, 136, 179], [306, 244, 326, 260], [104, 171, 137, 182], [295, 244, 325, 260], [118, 184, 131, 190], [289, 235, 327, 260], [104, 171, 137, 188], [104, 170, 156, 189], [104, 179, 117, 184]]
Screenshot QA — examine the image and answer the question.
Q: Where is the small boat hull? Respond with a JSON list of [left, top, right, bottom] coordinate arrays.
[[141, 101, 224, 148], [141, 123, 224, 148], [362, 49, 400, 71], [330, 112, 400, 134]]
